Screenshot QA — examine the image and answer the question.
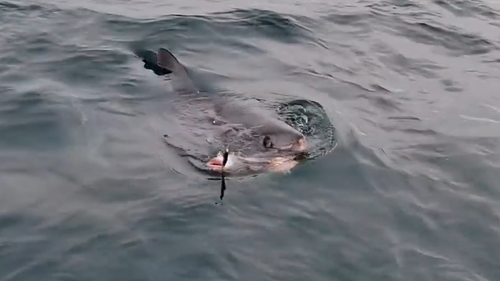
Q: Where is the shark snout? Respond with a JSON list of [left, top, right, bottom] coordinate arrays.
[[294, 136, 307, 151], [276, 135, 307, 152]]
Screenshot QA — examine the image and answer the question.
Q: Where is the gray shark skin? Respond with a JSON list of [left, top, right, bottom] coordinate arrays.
[[135, 47, 307, 176]]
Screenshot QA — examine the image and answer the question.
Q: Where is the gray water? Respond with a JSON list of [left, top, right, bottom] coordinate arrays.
[[2, 0, 500, 280]]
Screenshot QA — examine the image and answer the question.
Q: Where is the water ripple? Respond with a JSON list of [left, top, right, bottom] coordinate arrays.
[[1, 0, 500, 280]]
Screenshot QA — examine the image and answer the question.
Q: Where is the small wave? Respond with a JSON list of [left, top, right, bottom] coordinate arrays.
[[369, 5, 496, 56], [459, 114, 500, 124], [482, 104, 500, 114], [415, 22, 492, 54], [433, 0, 500, 19], [105, 8, 316, 47], [210, 9, 314, 42], [0, 1, 45, 12]]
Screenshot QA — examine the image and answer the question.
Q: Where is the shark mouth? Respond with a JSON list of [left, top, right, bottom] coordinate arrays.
[[207, 156, 224, 170], [206, 151, 300, 175]]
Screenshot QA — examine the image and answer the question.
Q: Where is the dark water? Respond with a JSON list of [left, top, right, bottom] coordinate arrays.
[[2, 0, 500, 280]]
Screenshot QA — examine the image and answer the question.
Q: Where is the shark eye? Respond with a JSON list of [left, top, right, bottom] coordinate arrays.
[[263, 136, 273, 148]]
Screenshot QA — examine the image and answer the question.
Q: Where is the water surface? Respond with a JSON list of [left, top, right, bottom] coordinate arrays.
[[1, 0, 500, 280]]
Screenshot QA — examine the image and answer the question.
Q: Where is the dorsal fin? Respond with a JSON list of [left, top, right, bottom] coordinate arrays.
[[134, 47, 197, 93], [157, 48, 188, 77], [134, 49, 171, 76]]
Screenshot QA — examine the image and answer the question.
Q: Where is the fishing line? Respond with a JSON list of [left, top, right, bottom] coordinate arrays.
[[216, 148, 229, 204], [220, 148, 229, 200]]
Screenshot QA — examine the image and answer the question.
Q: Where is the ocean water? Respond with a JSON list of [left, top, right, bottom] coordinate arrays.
[[1, 0, 500, 280]]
